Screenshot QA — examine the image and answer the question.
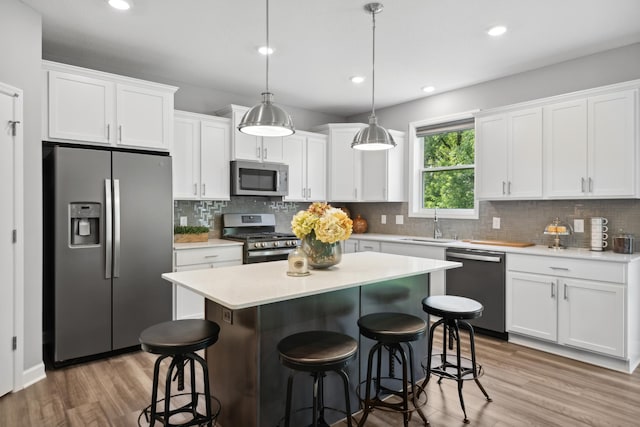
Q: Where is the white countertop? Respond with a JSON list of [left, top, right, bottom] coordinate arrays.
[[349, 233, 640, 263], [162, 252, 461, 310], [173, 238, 243, 250]]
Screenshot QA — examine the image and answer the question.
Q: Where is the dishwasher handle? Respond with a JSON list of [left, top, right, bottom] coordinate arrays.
[[446, 252, 502, 263]]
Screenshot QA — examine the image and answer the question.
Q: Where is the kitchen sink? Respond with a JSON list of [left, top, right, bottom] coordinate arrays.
[[399, 237, 457, 243]]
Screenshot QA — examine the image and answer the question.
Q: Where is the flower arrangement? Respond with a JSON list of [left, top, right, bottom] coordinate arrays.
[[291, 202, 353, 243]]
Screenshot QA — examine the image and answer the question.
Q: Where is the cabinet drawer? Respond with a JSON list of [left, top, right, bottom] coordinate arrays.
[[175, 245, 242, 267], [507, 254, 625, 283], [358, 240, 381, 252]]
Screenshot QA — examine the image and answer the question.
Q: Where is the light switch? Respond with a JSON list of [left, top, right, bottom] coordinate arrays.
[[381, 214, 387, 224], [574, 219, 584, 233], [492, 217, 501, 229], [179, 216, 188, 226], [395, 215, 404, 225]]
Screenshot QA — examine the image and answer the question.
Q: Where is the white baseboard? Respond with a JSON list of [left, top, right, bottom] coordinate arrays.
[[21, 362, 46, 389]]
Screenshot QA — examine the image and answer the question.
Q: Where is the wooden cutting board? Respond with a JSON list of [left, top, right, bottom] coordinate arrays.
[[462, 239, 535, 247]]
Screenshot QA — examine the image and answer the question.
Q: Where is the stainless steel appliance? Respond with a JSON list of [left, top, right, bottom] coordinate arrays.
[[230, 160, 289, 197], [222, 213, 299, 264], [445, 247, 507, 339], [43, 144, 173, 366]]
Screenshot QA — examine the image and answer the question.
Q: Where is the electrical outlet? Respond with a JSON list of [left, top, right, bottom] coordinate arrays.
[[395, 215, 404, 225], [381, 214, 387, 224], [222, 308, 233, 324], [492, 217, 501, 229], [179, 216, 188, 226], [574, 219, 584, 233]]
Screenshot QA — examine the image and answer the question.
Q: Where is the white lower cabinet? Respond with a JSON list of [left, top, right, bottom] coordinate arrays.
[[379, 242, 446, 296], [507, 254, 628, 362], [342, 239, 359, 254], [173, 244, 242, 320]]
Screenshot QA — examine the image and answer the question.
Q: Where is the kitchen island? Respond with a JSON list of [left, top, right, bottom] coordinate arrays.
[[162, 251, 460, 427]]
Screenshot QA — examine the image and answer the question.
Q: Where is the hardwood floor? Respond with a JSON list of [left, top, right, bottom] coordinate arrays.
[[1, 334, 639, 426]]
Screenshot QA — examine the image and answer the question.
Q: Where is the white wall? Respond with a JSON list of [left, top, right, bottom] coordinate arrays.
[[348, 42, 640, 130], [0, 0, 43, 376]]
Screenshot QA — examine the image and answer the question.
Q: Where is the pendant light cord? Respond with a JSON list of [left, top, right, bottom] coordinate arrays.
[[265, 0, 270, 94], [371, 8, 376, 117]]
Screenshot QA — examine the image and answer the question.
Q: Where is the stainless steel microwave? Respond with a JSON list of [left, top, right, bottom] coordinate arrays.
[[230, 160, 289, 197]]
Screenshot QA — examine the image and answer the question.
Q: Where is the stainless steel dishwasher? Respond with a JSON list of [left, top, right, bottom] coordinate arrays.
[[445, 247, 507, 339]]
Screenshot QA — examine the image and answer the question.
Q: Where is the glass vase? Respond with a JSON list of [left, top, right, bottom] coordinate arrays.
[[302, 234, 342, 269]]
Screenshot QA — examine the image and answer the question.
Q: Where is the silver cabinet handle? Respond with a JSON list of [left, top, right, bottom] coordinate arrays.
[[508, 181, 511, 195], [563, 283, 568, 300], [308, 188, 311, 199], [256, 146, 261, 159], [263, 147, 268, 159], [447, 253, 502, 263], [204, 255, 218, 259], [549, 266, 569, 271], [193, 183, 198, 196], [202, 183, 206, 196], [589, 177, 593, 192], [354, 188, 358, 199], [581, 177, 586, 192], [302, 188, 306, 198], [502, 181, 506, 195], [118, 125, 122, 142], [551, 282, 555, 298], [113, 179, 121, 278], [105, 179, 112, 279], [107, 124, 110, 140]]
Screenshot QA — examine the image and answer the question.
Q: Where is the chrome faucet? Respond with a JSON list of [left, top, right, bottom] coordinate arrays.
[[433, 207, 442, 239]]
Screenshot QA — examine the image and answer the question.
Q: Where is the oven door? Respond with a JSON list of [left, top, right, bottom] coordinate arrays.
[[245, 248, 294, 264]]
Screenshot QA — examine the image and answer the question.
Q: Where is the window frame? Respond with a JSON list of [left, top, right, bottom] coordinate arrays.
[[408, 111, 479, 220]]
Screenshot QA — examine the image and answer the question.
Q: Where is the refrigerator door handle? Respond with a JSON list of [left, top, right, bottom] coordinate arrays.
[[105, 179, 112, 279], [113, 179, 121, 278]]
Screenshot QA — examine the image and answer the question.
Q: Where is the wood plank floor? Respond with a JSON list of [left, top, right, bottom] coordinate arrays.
[[1, 334, 639, 426]]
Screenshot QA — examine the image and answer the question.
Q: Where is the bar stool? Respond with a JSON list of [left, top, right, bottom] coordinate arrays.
[[138, 319, 221, 427], [277, 330, 358, 427], [421, 295, 492, 423], [357, 312, 428, 427]]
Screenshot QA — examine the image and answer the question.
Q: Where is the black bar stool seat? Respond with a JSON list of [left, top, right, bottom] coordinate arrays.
[[278, 330, 358, 427], [138, 319, 221, 427], [357, 313, 428, 427], [422, 295, 492, 423]]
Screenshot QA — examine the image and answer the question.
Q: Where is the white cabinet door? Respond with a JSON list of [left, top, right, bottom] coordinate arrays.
[[558, 278, 625, 357], [262, 136, 284, 162], [116, 83, 172, 150], [588, 90, 636, 197], [387, 130, 406, 202], [230, 108, 260, 160], [362, 150, 387, 201], [328, 128, 362, 201], [544, 99, 588, 198], [48, 71, 114, 144], [476, 114, 508, 199], [343, 239, 359, 253], [283, 134, 306, 201], [174, 264, 210, 320], [200, 119, 230, 199], [173, 116, 200, 199], [508, 108, 543, 198], [506, 272, 558, 342], [305, 135, 327, 201]]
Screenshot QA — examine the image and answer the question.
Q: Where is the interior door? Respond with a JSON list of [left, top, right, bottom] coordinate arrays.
[[111, 151, 172, 349], [0, 85, 17, 396]]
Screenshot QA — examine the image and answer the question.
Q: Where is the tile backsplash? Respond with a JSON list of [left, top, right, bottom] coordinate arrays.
[[174, 198, 640, 251]]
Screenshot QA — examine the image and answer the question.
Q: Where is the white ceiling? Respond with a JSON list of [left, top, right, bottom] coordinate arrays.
[[21, 0, 640, 117]]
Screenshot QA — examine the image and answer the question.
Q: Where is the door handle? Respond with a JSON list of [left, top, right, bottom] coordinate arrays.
[[202, 183, 206, 196], [551, 282, 555, 298], [105, 179, 112, 279], [508, 181, 511, 195], [118, 125, 122, 142], [589, 177, 593, 192], [563, 283, 568, 300], [263, 147, 268, 159], [193, 183, 197, 196], [581, 177, 586, 192], [502, 181, 506, 195], [113, 179, 121, 278], [106, 124, 110, 140], [256, 147, 261, 159]]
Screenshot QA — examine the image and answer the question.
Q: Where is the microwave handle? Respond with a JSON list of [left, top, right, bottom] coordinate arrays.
[[276, 170, 280, 191]]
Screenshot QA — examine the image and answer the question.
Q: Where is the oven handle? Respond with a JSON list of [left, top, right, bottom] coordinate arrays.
[[247, 248, 294, 257], [446, 252, 502, 263]]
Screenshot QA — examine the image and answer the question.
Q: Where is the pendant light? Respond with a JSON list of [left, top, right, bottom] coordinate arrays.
[[352, 3, 396, 151], [238, 0, 295, 137]]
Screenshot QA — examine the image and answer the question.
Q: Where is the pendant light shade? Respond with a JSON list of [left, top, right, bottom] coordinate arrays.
[[239, 0, 295, 137], [352, 3, 395, 151]]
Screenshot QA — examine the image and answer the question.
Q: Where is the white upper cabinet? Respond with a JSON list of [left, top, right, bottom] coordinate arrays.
[[283, 131, 327, 202], [216, 104, 285, 163], [314, 124, 365, 202], [544, 89, 637, 198], [44, 61, 176, 151], [476, 107, 542, 199], [361, 130, 407, 202], [173, 111, 231, 200]]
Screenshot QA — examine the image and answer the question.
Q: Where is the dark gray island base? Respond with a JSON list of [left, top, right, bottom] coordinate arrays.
[[205, 273, 431, 427]]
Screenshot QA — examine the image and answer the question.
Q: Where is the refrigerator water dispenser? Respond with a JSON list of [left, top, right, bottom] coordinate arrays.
[[69, 203, 100, 246]]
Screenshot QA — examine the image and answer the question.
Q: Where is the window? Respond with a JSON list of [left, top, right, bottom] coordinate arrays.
[[408, 112, 478, 219]]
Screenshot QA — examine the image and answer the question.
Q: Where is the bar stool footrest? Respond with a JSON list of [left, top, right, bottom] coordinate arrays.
[[356, 377, 427, 415], [277, 405, 348, 427], [138, 392, 221, 427], [422, 354, 485, 382]]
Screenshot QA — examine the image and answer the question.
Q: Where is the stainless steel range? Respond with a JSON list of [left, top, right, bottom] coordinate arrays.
[[222, 213, 300, 264]]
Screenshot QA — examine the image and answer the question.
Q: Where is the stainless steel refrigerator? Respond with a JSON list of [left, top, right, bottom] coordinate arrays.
[[43, 144, 173, 365]]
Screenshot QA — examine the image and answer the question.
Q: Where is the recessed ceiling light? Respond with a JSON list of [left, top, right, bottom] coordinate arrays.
[[422, 86, 435, 93], [108, 0, 132, 11], [258, 46, 274, 55], [487, 25, 507, 37], [350, 76, 365, 84]]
